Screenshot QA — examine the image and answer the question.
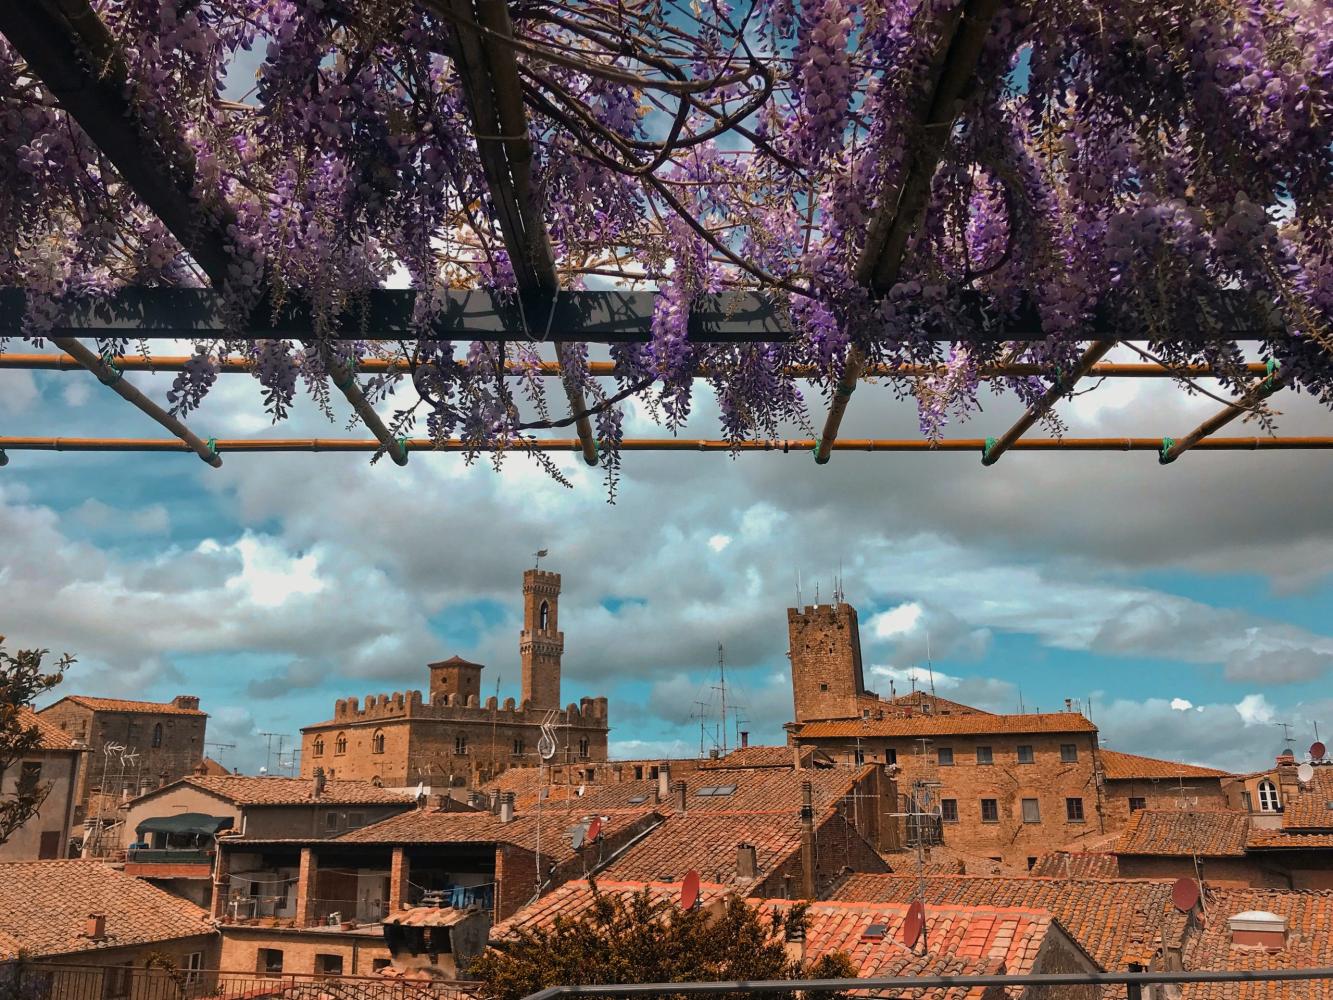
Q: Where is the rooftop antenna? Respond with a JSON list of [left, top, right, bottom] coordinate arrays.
[[260, 733, 283, 775], [796, 570, 803, 608], [693, 700, 710, 758], [534, 548, 548, 570], [814, 580, 820, 605], [1017, 687, 1025, 714], [712, 643, 729, 756], [925, 631, 936, 700], [1275, 722, 1296, 751]]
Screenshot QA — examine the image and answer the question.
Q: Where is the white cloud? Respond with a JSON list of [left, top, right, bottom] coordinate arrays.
[[1235, 693, 1277, 726], [224, 534, 324, 607], [870, 602, 924, 639], [708, 533, 732, 552], [1170, 697, 1194, 711]]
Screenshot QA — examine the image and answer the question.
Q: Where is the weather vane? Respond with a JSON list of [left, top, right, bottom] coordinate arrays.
[[534, 548, 548, 570]]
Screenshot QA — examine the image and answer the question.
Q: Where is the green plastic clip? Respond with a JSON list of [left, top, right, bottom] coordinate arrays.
[[205, 437, 218, 457], [99, 352, 124, 386], [1159, 436, 1176, 465], [812, 440, 829, 465], [982, 436, 998, 463]]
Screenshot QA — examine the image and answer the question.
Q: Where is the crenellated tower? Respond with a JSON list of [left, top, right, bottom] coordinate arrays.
[[520, 569, 563, 709]]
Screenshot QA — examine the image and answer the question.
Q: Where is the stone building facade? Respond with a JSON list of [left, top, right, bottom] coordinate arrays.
[[37, 695, 207, 834], [0, 709, 84, 861], [300, 568, 609, 790]]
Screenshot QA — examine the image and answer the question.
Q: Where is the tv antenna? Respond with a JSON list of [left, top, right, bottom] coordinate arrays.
[[1275, 722, 1296, 750], [260, 732, 285, 774], [712, 643, 729, 756], [925, 630, 936, 700]]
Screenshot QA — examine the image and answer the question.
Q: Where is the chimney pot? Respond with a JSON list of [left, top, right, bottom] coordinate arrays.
[[434, 794, 449, 810], [736, 843, 758, 879], [709, 749, 719, 760], [740, 731, 749, 749], [1065, 698, 1072, 712], [499, 792, 515, 824], [657, 763, 672, 801], [674, 780, 687, 813], [313, 767, 326, 798], [85, 914, 106, 940]]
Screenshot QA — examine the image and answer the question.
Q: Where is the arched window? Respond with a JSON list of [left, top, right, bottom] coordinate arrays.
[[539, 601, 550, 630], [372, 730, 385, 754], [313, 737, 325, 757], [1258, 778, 1282, 812], [335, 733, 347, 756], [151, 723, 163, 748]]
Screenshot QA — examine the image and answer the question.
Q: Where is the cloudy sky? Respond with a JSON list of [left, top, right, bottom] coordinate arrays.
[[3, 337, 1331, 776]]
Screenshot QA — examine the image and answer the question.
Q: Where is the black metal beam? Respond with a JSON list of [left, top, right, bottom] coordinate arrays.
[[0, 288, 1284, 344]]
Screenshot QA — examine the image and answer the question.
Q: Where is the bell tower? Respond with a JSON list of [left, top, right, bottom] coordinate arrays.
[[520, 569, 563, 709]]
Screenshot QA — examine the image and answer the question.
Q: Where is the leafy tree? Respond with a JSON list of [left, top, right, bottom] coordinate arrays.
[[472, 887, 857, 1000], [0, 635, 72, 847]]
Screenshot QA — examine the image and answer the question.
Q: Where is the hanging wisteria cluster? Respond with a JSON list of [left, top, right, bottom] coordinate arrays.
[[0, 0, 1330, 489]]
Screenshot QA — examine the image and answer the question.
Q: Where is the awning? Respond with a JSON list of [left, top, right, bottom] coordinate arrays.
[[135, 813, 234, 837]]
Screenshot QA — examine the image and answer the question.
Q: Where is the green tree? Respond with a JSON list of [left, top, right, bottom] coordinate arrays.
[[471, 887, 857, 1000], [0, 635, 72, 847]]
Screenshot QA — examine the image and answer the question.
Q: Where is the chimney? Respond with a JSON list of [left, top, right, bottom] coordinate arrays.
[[740, 731, 749, 749], [783, 913, 805, 964], [85, 914, 107, 941], [799, 781, 815, 900], [172, 695, 200, 711], [793, 744, 803, 771], [657, 763, 672, 801], [313, 767, 326, 798], [1229, 911, 1287, 952], [499, 792, 515, 824], [709, 749, 719, 760], [674, 780, 687, 813], [490, 790, 501, 815], [736, 843, 757, 879], [434, 794, 450, 811]]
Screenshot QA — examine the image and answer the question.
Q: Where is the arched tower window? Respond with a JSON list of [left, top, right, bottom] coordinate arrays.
[[151, 723, 163, 748], [1258, 778, 1282, 812], [313, 737, 325, 757], [539, 600, 550, 630], [372, 730, 385, 754], [335, 733, 347, 756]]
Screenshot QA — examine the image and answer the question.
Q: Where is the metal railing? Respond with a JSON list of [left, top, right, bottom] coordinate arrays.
[[0, 964, 478, 1000], [127, 848, 215, 865]]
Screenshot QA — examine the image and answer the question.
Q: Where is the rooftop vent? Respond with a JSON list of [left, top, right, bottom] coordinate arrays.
[[84, 914, 107, 941], [1228, 911, 1287, 952]]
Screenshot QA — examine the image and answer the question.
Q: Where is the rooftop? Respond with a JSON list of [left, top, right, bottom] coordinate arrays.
[[1028, 851, 1121, 880], [1115, 810, 1251, 858], [794, 711, 1097, 739], [0, 861, 213, 960], [827, 872, 1170, 973], [18, 706, 79, 751], [140, 775, 416, 807], [489, 879, 734, 940], [42, 695, 206, 716], [1098, 750, 1231, 782], [698, 746, 805, 770], [880, 691, 995, 716], [1280, 765, 1333, 831]]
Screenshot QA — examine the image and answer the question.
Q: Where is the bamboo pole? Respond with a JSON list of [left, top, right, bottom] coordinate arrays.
[[980, 341, 1116, 466], [0, 354, 1275, 380], [2, 436, 1328, 456], [46, 338, 221, 467], [1160, 366, 1294, 464]]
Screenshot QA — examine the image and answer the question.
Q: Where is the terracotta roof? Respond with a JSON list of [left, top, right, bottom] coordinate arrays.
[[795, 712, 1096, 739], [46, 695, 206, 716], [429, 656, 483, 669], [1115, 810, 1250, 858], [489, 879, 734, 939], [1174, 887, 1333, 1000], [594, 811, 808, 887], [0, 860, 213, 959], [827, 873, 1170, 975], [1099, 750, 1230, 782], [17, 707, 79, 751], [199, 756, 232, 776], [140, 775, 415, 807], [881, 692, 995, 716], [384, 907, 473, 927], [1029, 851, 1121, 879], [1245, 829, 1333, 850], [1280, 764, 1333, 831], [699, 746, 799, 769]]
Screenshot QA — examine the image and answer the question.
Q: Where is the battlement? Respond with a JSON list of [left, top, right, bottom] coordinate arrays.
[[523, 569, 561, 590], [323, 689, 608, 728], [789, 603, 858, 622]]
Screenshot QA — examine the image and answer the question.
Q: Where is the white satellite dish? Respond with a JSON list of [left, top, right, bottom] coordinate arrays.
[[1297, 762, 1315, 783], [576, 784, 586, 797], [538, 733, 556, 760]]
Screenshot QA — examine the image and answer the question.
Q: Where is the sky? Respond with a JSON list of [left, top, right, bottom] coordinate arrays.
[[3, 342, 1332, 777]]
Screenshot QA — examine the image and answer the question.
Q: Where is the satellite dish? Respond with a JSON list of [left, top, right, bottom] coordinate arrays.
[[538, 733, 556, 760], [259, 766, 268, 775], [1312, 742, 1327, 762], [1171, 877, 1200, 913], [577, 784, 586, 797], [902, 900, 925, 949], [1298, 762, 1315, 783], [586, 817, 602, 841], [570, 824, 586, 850], [680, 870, 701, 910]]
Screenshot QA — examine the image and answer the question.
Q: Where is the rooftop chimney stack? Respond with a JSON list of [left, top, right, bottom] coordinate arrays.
[[499, 792, 515, 824], [799, 780, 815, 900], [84, 914, 107, 941], [674, 780, 687, 813], [782, 913, 806, 964], [657, 763, 672, 801], [736, 843, 758, 879], [1065, 698, 1073, 712], [313, 768, 326, 798], [740, 731, 749, 749], [490, 790, 501, 815]]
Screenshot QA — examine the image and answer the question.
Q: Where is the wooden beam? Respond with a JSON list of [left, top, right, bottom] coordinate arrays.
[[980, 340, 1116, 466], [1160, 365, 1294, 465]]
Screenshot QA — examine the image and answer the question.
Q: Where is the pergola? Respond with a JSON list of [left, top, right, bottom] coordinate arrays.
[[0, 0, 1328, 484]]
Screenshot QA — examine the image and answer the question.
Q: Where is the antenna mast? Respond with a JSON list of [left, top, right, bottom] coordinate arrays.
[[716, 643, 728, 756], [926, 631, 936, 699]]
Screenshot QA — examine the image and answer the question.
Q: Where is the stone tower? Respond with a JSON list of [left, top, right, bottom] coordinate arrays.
[[428, 656, 483, 704], [520, 569, 563, 709], [788, 601, 866, 723]]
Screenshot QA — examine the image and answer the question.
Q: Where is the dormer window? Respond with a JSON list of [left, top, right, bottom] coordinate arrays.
[[1258, 778, 1282, 813]]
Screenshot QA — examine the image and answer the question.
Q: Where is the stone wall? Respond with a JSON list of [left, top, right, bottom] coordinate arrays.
[[1101, 778, 1229, 832], [217, 926, 390, 977], [788, 604, 866, 724]]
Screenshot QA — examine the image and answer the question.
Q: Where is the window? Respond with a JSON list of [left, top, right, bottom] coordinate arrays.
[[1060, 744, 1079, 762], [1022, 798, 1042, 823], [102, 963, 133, 1000], [1027, 857, 1038, 870], [315, 954, 343, 977], [372, 730, 385, 754], [454, 735, 468, 755], [259, 949, 284, 975], [980, 799, 999, 823], [513, 738, 526, 756], [313, 737, 325, 757], [853, 746, 865, 765], [1129, 797, 1147, 813], [184, 952, 203, 987], [819, 683, 829, 692], [1240, 791, 1253, 812], [885, 749, 898, 765], [334, 733, 347, 755], [326, 813, 340, 832], [1066, 797, 1085, 822], [1258, 779, 1282, 813], [940, 799, 958, 823], [347, 812, 364, 829], [578, 737, 590, 759], [372, 959, 391, 972], [18, 762, 42, 792], [696, 785, 737, 797], [937, 747, 954, 766], [1017, 744, 1034, 764], [634, 765, 644, 780], [539, 601, 550, 629], [976, 746, 994, 765], [151, 723, 163, 748]]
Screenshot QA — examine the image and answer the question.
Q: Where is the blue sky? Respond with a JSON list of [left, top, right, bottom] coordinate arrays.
[[3, 343, 1332, 776]]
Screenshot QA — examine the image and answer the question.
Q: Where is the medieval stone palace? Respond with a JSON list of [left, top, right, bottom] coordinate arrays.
[[299, 568, 609, 790]]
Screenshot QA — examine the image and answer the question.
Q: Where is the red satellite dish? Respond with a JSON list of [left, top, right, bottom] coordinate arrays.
[[1312, 741, 1326, 762], [586, 817, 602, 842], [680, 870, 701, 910], [1171, 877, 1200, 912], [901, 900, 925, 949]]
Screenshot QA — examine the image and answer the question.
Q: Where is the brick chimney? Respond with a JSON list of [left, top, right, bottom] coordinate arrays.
[[84, 914, 107, 941], [799, 781, 815, 900], [172, 695, 200, 711], [657, 763, 672, 802], [674, 780, 687, 814], [736, 843, 757, 879], [312, 767, 326, 798], [740, 731, 749, 749], [1229, 911, 1287, 951]]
